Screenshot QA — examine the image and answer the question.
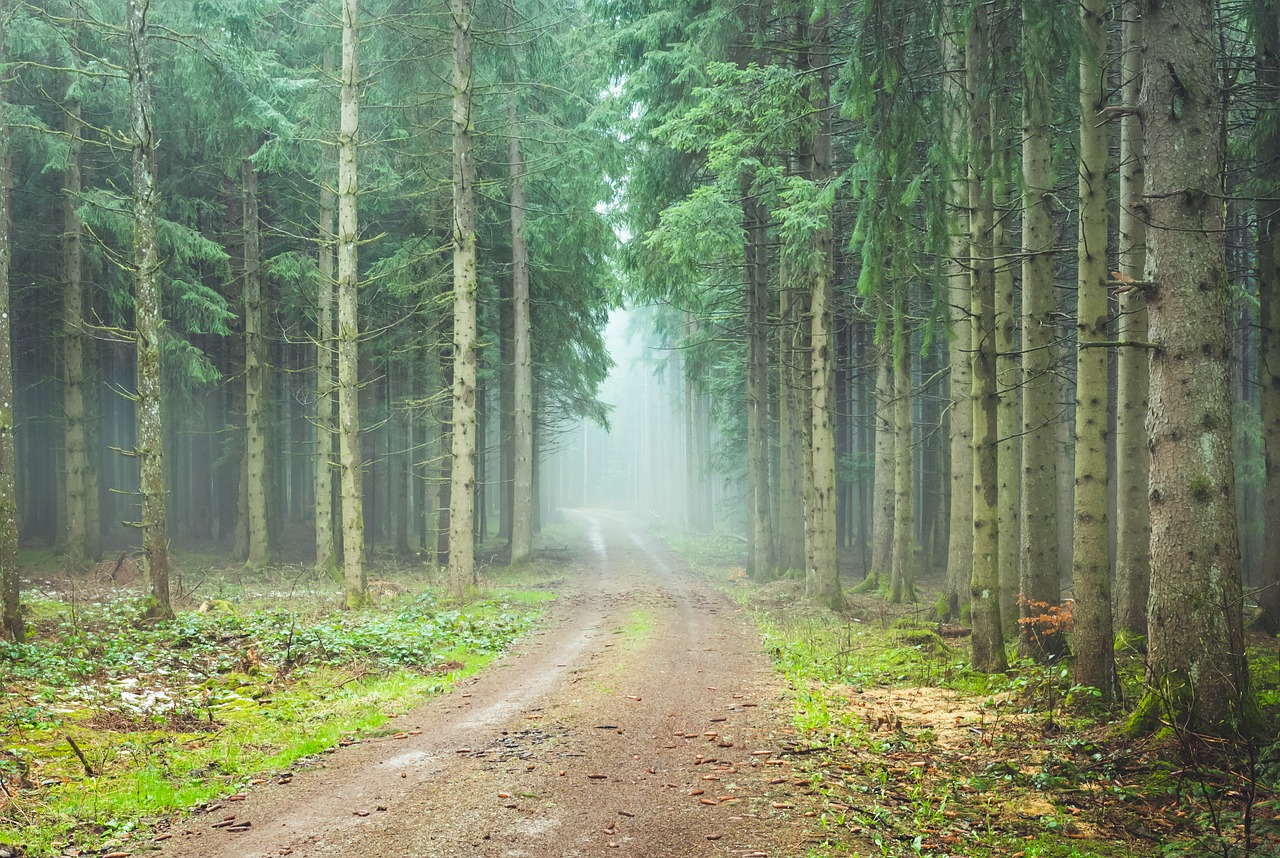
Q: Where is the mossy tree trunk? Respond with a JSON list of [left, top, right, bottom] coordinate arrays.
[[128, 0, 172, 619], [449, 0, 479, 595], [1018, 0, 1063, 659], [337, 0, 367, 608], [1138, 0, 1250, 732], [1072, 0, 1115, 701], [967, 0, 1006, 672], [941, 10, 971, 622], [1114, 0, 1151, 639]]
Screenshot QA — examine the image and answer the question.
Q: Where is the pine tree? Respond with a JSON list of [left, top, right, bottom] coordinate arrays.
[[337, 0, 366, 608], [0, 2, 21, 642], [449, 0, 479, 595], [128, 0, 172, 620], [1072, 0, 1116, 700], [1137, 0, 1250, 731]]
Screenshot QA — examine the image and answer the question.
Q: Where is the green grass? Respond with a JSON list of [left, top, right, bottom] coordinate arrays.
[[1, 568, 555, 857]]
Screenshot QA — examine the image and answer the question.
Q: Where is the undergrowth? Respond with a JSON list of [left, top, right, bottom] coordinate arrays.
[[0, 562, 557, 857], [656, 524, 1280, 858]]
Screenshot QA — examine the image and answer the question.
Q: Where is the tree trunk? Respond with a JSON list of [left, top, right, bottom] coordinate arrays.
[[1137, 0, 1250, 732], [337, 0, 367, 607], [1019, 0, 1063, 659], [63, 50, 96, 573], [508, 7, 534, 564], [967, 1, 1006, 672], [1072, 0, 1115, 701], [1114, 0, 1151, 638], [870, 308, 895, 586], [128, 0, 171, 619], [744, 186, 773, 577], [807, 10, 841, 611], [1258, 0, 1280, 632], [243, 153, 270, 567], [776, 286, 805, 570], [0, 10, 19, 642], [941, 11, 971, 622], [315, 75, 338, 575], [993, 134, 1019, 629], [890, 290, 914, 604], [449, 0, 479, 594]]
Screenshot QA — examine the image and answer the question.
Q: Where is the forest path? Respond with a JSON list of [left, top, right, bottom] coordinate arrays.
[[151, 512, 816, 858]]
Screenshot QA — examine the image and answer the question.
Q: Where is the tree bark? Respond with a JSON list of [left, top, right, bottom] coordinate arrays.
[[508, 5, 534, 564], [1137, 0, 1250, 732], [1019, 0, 1063, 659], [776, 285, 805, 570], [1072, 0, 1116, 701], [315, 78, 338, 575], [1114, 0, 1151, 638], [807, 10, 841, 610], [993, 121, 1019, 629], [890, 291, 914, 604], [63, 43, 98, 573], [243, 153, 270, 567], [744, 186, 773, 577], [967, 1, 1006, 672], [870, 308, 895, 586], [338, 0, 367, 607], [941, 9, 971, 622], [128, 0, 171, 619], [0, 9, 20, 642], [1253, 0, 1280, 633], [449, 0, 479, 594]]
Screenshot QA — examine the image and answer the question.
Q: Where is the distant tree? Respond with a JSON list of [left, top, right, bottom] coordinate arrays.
[[128, 0, 172, 619]]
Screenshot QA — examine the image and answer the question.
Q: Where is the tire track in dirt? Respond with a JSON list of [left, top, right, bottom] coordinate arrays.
[[151, 512, 812, 858]]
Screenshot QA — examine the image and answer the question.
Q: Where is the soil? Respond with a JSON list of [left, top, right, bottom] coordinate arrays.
[[148, 512, 820, 858]]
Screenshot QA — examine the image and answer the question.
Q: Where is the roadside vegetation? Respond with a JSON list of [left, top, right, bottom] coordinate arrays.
[[0, 549, 563, 857], [663, 528, 1280, 858]]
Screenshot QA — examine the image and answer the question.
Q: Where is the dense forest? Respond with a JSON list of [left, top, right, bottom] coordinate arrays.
[[0, 0, 1275, 756]]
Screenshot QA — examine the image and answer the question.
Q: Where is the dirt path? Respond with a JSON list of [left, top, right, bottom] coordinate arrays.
[[151, 512, 816, 858]]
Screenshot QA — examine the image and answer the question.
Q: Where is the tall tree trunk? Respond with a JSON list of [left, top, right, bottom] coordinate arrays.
[[1257, 0, 1280, 632], [870, 309, 895, 585], [993, 132, 1019, 629], [744, 186, 773, 577], [128, 0, 171, 619], [449, 0, 479, 594], [63, 50, 97, 573], [1137, 0, 1249, 732], [890, 290, 914, 604], [1019, 0, 1063, 659], [807, 10, 841, 610], [243, 153, 270, 567], [967, 1, 1006, 671], [1072, 0, 1115, 700], [941, 11, 971, 622], [0, 9, 19, 642], [508, 6, 534, 564], [337, 0, 366, 607], [1115, 0, 1151, 638], [777, 287, 805, 570], [315, 82, 338, 575]]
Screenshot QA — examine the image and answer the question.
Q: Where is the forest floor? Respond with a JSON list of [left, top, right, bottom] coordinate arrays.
[[3, 512, 1280, 857]]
